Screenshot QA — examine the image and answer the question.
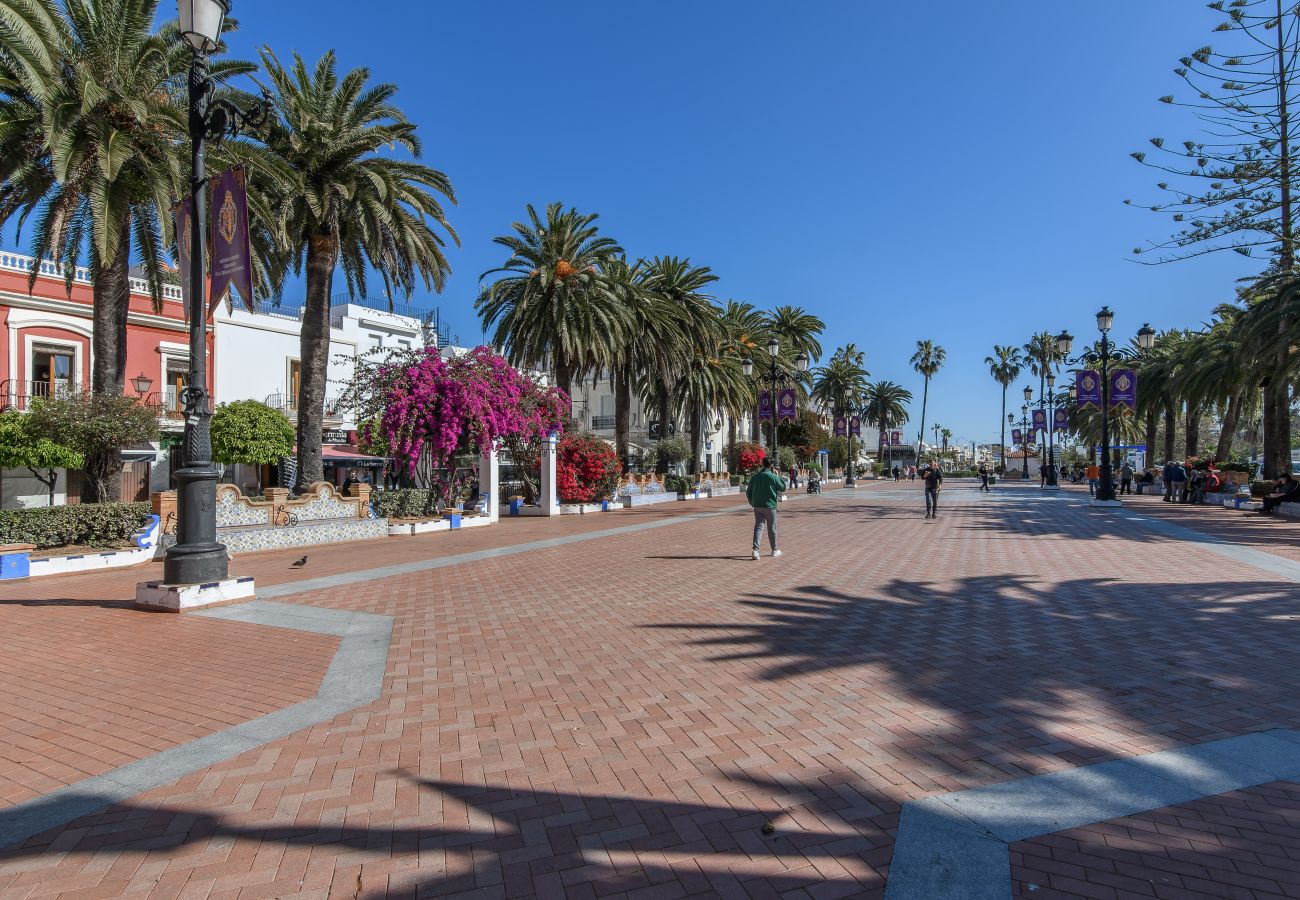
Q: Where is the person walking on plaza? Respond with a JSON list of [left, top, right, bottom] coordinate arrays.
[[1085, 462, 1100, 497], [1120, 461, 1134, 495], [747, 458, 786, 559], [978, 463, 991, 492], [924, 463, 944, 518], [1164, 460, 1187, 502]]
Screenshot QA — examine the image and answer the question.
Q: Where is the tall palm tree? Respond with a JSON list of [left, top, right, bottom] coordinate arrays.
[[764, 305, 825, 364], [864, 380, 911, 468], [720, 300, 769, 451], [910, 340, 945, 453], [0, 0, 196, 399], [479, 203, 625, 410], [672, 341, 749, 475], [985, 345, 1024, 473], [258, 49, 458, 488], [642, 257, 719, 470], [603, 256, 672, 469], [810, 352, 869, 418], [1023, 330, 1063, 467]]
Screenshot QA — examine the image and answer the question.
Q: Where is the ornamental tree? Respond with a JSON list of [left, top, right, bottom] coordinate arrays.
[[367, 346, 567, 504], [0, 410, 84, 506], [211, 400, 296, 493], [555, 432, 620, 503], [733, 441, 765, 472], [25, 393, 159, 503]]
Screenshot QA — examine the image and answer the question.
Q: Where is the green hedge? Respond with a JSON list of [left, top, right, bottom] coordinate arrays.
[[0, 502, 152, 549], [1251, 480, 1272, 498], [370, 488, 438, 519], [664, 474, 694, 495]]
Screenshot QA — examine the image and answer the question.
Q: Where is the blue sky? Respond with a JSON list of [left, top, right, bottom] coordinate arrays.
[[14, 1, 1262, 446]]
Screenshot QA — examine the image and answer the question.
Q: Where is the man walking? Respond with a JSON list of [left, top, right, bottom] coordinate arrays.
[[746, 457, 786, 559], [1120, 461, 1134, 495], [1085, 462, 1100, 498], [978, 463, 991, 492], [924, 463, 944, 518]]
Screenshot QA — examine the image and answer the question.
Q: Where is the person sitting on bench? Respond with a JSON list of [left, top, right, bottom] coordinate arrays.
[[1261, 473, 1300, 514]]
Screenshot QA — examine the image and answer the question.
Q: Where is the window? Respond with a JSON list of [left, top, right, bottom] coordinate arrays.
[[30, 345, 75, 399], [289, 360, 301, 411], [164, 359, 189, 414], [397, 339, 411, 350]]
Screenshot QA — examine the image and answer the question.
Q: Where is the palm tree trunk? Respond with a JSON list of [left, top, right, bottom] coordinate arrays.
[[1215, 392, 1242, 462], [614, 365, 631, 472], [83, 217, 134, 503], [726, 415, 737, 471], [1145, 410, 1158, 467], [1184, 403, 1200, 458], [655, 387, 671, 474], [1263, 376, 1290, 479], [999, 384, 1007, 474], [689, 399, 702, 475], [1163, 402, 1176, 462], [296, 233, 337, 489], [917, 376, 929, 454], [552, 356, 574, 412]]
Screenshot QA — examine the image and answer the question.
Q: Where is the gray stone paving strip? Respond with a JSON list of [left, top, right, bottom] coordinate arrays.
[[0, 601, 393, 850], [884, 729, 1300, 900]]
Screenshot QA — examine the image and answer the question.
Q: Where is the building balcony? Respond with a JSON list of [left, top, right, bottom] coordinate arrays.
[[0, 379, 84, 412], [263, 392, 345, 423]]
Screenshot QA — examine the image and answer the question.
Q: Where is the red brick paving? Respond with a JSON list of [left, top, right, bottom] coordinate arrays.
[[1, 484, 1298, 897], [1012, 781, 1300, 899], [0, 602, 337, 810]]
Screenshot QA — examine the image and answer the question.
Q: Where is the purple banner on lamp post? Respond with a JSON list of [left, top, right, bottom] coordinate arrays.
[[758, 390, 773, 421], [1110, 369, 1137, 409], [833, 416, 847, 437], [1076, 370, 1103, 408], [1031, 409, 1047, 433], [1012, 428, 1023, 445], [1053, 407, 1070, 431], [891, 430, 902, 445], [777, 387, 797, 423], [208, 167, 254, 313], [849, 415, 861, 436]]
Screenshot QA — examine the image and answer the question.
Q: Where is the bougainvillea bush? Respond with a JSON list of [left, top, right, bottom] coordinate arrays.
[[733, 441, 765, 472], [360, 346, 567, 506], [555, 432, 621, 503]]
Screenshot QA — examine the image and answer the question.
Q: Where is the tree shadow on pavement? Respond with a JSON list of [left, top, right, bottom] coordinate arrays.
[[647, 574, 1300, 777]]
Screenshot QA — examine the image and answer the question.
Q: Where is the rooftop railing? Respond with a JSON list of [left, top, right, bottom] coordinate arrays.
[[0, 250, 184, 302]]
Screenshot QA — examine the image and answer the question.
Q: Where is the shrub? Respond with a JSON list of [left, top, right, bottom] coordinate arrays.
[[775, 446, 797, 471], [1219, 462, 1252, 474], [0, 502, 152, 549], [556, 432, 621, 503], [1250, 480, 1271, 498], [212, 400, 295, 466], [25, 393, 159, 503], [370, 488, 438, 519], [733, 441, 765, 472], [665, 474, 694, 495], [806, 463, 823, 477], [656, 435, 690, 467]]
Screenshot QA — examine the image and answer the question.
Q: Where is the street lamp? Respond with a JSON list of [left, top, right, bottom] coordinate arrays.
[[131, 372, 154, 397], [165, 0, 267, 586], [742, 343, 807, 478], [1057, 306, 1140, 504], [1011, 403, 1032, 480]]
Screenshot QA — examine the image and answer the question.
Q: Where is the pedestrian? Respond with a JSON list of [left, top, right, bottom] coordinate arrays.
[[909, 465, 917, 482], [1167, 460, 1188, 502], [1120, 461, 1133, 495], [978, 463, 991, 492], [924, 462, 943, 517], [788, 465, 799, 489], [1085, 461, 1100, 497], [746, 457, 786, 559], [892, 466, 901, 482]]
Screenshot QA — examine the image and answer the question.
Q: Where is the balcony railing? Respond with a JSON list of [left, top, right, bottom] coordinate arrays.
[[144, 388, 186, 420], [590, 415, 616, 430], [0, 378, 83, 412], [264, 392, 344, 420], [0, 250, 183, 302], [252, 301, 344, 330]]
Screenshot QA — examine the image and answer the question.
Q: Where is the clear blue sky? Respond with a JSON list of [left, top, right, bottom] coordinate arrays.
[[17, 1, 1263, 446]]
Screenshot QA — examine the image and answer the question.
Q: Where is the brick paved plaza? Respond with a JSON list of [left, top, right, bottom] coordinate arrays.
[[2, 481, 1300, 899]]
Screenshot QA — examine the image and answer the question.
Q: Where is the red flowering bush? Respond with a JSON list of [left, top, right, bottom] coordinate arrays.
[[734, 441, 765, 472], [556, 432, 621, 503]]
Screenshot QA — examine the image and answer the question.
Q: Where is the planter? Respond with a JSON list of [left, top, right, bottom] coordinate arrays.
[[10, 515, 162, 580], [559, 500, 616, 515]]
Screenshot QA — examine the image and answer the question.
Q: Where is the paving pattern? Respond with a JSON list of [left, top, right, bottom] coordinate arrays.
[[0, 482, 1297, 898]]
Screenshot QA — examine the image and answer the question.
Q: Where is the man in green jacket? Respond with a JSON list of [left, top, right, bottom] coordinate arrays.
[[746, 457, 787, 559]]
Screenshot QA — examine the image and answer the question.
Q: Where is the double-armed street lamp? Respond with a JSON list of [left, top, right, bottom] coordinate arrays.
[[1026, 373, 1063, 488], [742, 337, 809, 478], [1055, 310, 1156, 504], [1010, 404, 1032, 480], [165, 0, 268, 585]]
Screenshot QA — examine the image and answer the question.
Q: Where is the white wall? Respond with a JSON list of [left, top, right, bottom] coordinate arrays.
[[1, 467, 66, 508]]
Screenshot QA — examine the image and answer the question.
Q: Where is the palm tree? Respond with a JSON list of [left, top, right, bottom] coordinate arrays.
[[258, 49, 458, 488], [0, 0, 197, 399], [1023, 331, 1063, 467], [985, 345, 1024, 473], [765, 305, 825, 364], [642, 257, 719, 470], [810, 352, 869, 415], [910, 340, 945, 453], [603, 256, 673, 469], [864, 380, 911, 470], [672, 342, 749, 475], [720, 300, 769, 449]]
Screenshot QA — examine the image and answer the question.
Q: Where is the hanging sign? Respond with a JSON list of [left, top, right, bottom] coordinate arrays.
[[208, 167, 255, 313], [1031, 409, 1047, 433], [1076, 370, 1103, 407], [1011, 428, 1023, 445], [834, 415, 847, 437], [849, 415, 861, 436], [1053, 408, 1069, 431], [777, 388, 797, 424], [1110, 369, 1137, 409], [758, 390, 773, 422], [173, 197, 194, 319]]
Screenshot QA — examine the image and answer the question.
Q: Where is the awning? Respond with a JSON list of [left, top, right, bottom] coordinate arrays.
[[321, 444, 388, 467]]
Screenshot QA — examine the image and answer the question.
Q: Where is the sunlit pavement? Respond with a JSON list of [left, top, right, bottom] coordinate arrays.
[[2, 484, 1299, 898]]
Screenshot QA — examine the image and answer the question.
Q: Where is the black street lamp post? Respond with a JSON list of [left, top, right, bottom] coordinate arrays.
[[1055, 309, 1154, 505], [742, 338, 808, 480], [1010, 404, 1032, 480], [842, 397, 857, 488], [166, 0, 267, 586]]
